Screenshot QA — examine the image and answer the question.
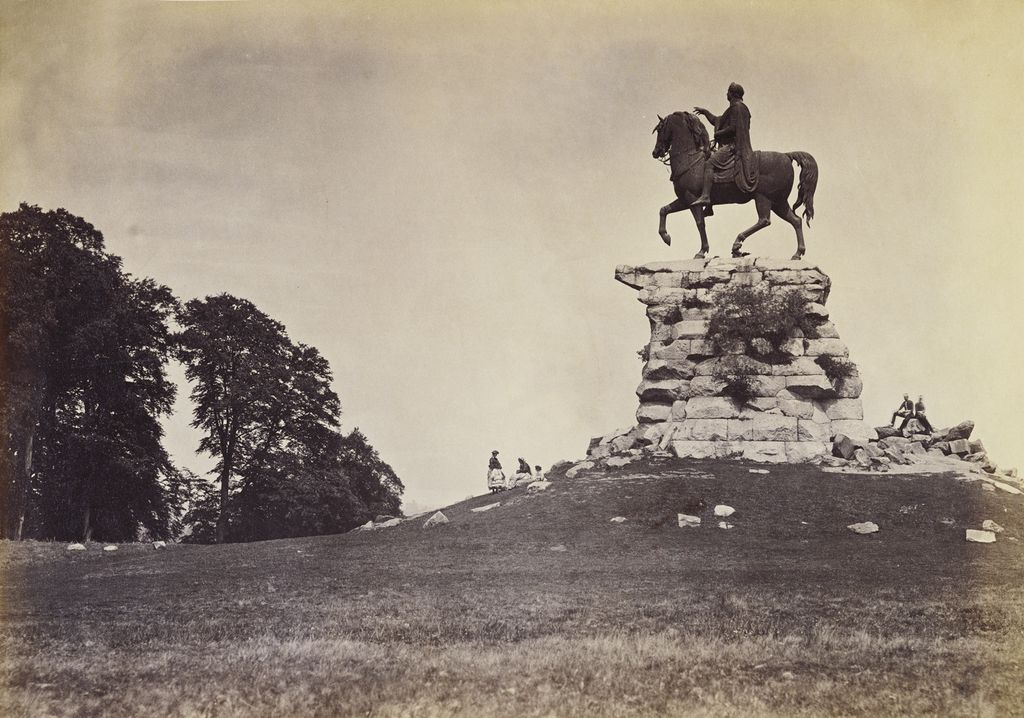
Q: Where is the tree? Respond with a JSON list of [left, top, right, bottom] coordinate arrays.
[[0, 204, 179, 540], [338, 428, 404, 519], [176, 295, 294, 542], [176, 294, 404, 542]]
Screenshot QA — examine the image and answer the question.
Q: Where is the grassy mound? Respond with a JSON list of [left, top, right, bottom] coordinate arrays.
[[2, 457, 1023, 717]]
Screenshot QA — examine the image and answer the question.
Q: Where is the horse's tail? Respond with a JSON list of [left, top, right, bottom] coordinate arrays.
[[787, 151, 818, 226]]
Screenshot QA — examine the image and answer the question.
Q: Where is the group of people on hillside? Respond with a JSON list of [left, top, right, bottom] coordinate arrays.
[[487, 450, 544, 493], [890, 393, 934, 433]]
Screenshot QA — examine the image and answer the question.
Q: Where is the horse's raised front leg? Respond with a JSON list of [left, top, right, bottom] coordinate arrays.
[[772, 201, 805, 260], [689, 206, 710, 259], [731, 194, 772, 257], [658, 198, 688, 246]]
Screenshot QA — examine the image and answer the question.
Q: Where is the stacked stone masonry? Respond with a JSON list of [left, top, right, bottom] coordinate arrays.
[[599, 257, 876, 463]]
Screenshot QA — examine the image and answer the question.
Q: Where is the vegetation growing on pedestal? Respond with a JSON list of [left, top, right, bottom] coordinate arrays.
[[706, 285, 809, 361], [815, 355, 857, 385]]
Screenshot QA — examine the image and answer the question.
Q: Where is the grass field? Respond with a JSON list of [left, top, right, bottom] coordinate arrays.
[[2, 458, 1023, 717]]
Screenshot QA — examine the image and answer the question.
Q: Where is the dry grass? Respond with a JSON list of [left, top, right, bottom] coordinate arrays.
[[2, 458, 1023, 717]]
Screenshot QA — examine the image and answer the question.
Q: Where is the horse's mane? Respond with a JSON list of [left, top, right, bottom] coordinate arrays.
[[673, 111, 710, 153]]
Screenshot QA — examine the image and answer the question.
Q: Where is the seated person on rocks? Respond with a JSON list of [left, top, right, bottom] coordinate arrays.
[[534, 465, 545, 481], [913, 395, 934, 433], [512, 457, 534, 486], [487, 450, 506, 492], [898, 394, 935, 434], [891, 393, 914, 427]]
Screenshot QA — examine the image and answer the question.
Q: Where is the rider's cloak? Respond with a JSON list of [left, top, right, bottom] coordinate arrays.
[[715, 99, 759, 193]]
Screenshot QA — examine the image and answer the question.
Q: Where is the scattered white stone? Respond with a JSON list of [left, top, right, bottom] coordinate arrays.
[[939, 518, 955, 526], [610, 516, 627, 523], [981, 483, 996, 492], [355, 520, 375, 531], [966, 529, 996, 544], [549, 544, 568, 552], [606, 456, 634, 468], [527, 481, 552, 492], [152, 540, 167, 550], [66, 543, 86, 551], [981, 520, 1005, 533], [376, 518, 402, 528], [847, 522, 879, 535], [718, 521, 734, 529], [714, 504, 735, 517], [471, 502, 501, 513], [677, 513, 701, 528], [748, 468, 770, 474], [781, 671, 796, 680], [103, 545, 118, 552], [986, 480, 1022, 495], [423, 511, 449, 528], [565, 461, 595, 479]]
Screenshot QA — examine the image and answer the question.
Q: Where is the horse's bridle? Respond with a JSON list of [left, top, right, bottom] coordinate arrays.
[[652, 116, 672, 166]]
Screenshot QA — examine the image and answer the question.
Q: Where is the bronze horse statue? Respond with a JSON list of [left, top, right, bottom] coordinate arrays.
[[651, 111, 818, 260]]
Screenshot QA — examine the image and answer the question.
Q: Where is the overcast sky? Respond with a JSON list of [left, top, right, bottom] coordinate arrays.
[[3, 1, 1022, 510]]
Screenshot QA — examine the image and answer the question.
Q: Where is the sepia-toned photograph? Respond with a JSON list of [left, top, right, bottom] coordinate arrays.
[[2, 1, 1022, 716]]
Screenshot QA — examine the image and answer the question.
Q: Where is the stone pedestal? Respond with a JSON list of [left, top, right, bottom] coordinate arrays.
[[592, 257, 875, 463]]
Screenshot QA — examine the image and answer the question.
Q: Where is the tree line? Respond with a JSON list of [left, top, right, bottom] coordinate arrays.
[[0, 204, 402, 543]]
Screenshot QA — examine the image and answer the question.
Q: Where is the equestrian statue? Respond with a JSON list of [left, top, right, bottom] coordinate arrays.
[[652, 83, 818, 260]]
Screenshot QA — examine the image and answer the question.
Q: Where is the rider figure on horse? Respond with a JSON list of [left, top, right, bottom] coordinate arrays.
[[690, 82, 759, 208]]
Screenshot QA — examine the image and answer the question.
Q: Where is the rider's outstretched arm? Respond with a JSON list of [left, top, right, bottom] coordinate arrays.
[[693, 107, 720, 126]]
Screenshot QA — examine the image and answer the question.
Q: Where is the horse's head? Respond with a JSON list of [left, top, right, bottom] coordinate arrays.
[[652, 112, 707, 161], [652, 114, 671, 160]]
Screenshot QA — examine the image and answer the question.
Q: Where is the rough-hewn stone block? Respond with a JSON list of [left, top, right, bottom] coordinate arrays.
[[778, 399, 814, 419], [824, 398, 864, 421], [834, 374, 863, 399], [684, 396, 741, 419], [731, 270, 763, 286], [670, 400, 687, 420], [636, 403, 672, 424], [672, 320, 709, 339], [778, 338, 804, 358], [747, 376, 787, 398], [636, 379, 688, 403], [688, 339, 715, 356], [796, 419, 831, 442], [694, 356, 773, 376], [651, 342, 691, 362], [676, 419, 729, 441], [646, 304, 682, 324], [785, 375, 836, 398], [744, 398, 779, 413], [726, 419, 753, 440], [948, 438, 971, 454], [830, 420, 877, 442], [804, 302, 829, 320], [813, 321, 840, 338], [683, 269, 732, 288], [742, 441, 788, 462], [786, 442, 829, 462], [669, 440, 717, 459], [753, 258, 818, 271], [771, 357, 824, 376], [687, 375, 728, 397], [748, 414, 799, 441], [804, 338, 849, 357], [643, 359, 695, 381]]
